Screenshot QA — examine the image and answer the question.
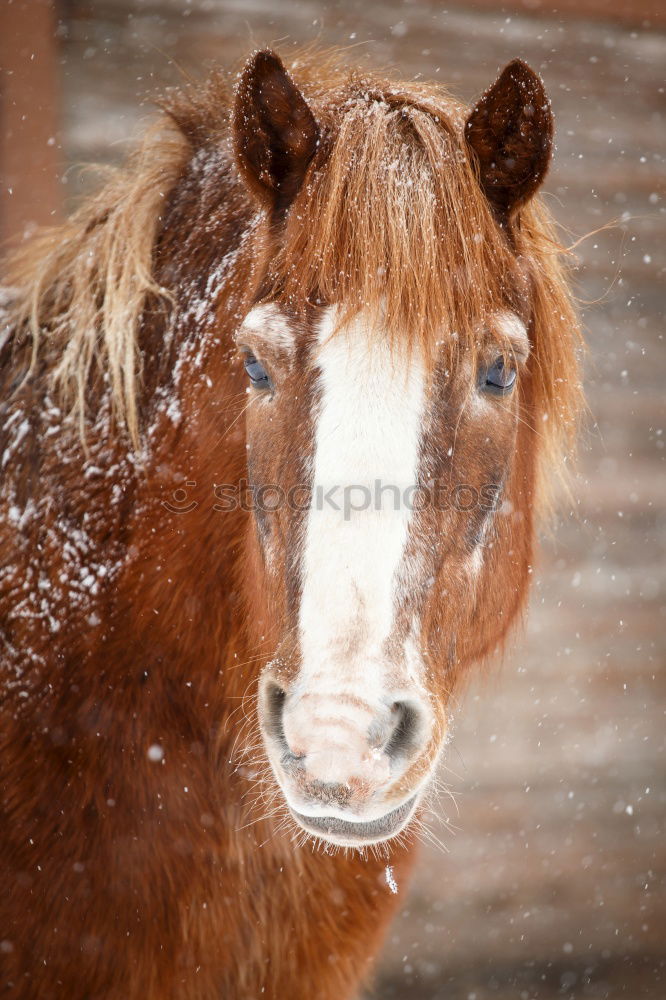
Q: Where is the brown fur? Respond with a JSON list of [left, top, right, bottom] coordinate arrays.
[[0, 47, 582, 999]]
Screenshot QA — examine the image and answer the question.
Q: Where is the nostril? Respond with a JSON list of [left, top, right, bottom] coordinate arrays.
[[264, 682, 287, 745], [384, 701, 422, 761], [263, 683, 304, 763]]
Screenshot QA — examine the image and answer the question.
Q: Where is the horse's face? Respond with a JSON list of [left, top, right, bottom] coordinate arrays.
[[236, 303, 529, 845], [232, 51, 554, 847]]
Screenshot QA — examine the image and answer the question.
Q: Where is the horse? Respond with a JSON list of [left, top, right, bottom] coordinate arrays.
[[0, 46, 582, 999]]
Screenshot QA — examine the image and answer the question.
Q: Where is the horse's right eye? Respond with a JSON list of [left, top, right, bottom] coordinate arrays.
[[243, 353, 272, 391]]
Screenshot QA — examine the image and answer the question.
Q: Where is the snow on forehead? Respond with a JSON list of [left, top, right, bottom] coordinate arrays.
[[238, 303, 296, 349]]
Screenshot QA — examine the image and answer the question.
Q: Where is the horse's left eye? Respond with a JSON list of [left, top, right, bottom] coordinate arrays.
[[243, 352, 272, 391], [483, 356, 517, 395]]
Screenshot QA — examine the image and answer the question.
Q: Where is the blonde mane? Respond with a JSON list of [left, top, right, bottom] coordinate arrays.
[[3, 118, 189, 443], [1, 47, 582, 506]]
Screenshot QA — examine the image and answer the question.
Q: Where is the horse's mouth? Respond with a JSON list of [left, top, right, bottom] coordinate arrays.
[[290, 795, 417, 846]]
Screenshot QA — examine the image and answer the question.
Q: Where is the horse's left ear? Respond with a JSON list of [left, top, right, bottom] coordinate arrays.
[[465, 60, 553, 219], [232, 49, 320, 210]]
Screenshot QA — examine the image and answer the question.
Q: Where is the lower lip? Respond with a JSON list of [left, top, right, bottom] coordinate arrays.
[[290, 795, 418, 845]]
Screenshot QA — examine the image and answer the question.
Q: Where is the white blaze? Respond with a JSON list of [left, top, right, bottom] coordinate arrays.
[[297, 309, 427, 710]]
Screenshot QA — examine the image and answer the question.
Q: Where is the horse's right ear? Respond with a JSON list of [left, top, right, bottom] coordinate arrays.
[[232, 50, 320, 210]]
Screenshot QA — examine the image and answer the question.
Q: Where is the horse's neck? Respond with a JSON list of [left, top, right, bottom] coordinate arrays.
[[0, 167, 263, 732]]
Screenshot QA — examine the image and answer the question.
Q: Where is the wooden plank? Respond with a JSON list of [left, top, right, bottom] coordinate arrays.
[[426, 0, 666, 27], [0, 0, 62, 245]]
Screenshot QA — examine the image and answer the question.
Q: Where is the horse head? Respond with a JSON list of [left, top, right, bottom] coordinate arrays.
[[229, 51, 578, 847]]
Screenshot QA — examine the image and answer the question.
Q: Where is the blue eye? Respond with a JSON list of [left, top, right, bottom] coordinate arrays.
[[243, 352, 272, 391], [484, 356, 517, 395]]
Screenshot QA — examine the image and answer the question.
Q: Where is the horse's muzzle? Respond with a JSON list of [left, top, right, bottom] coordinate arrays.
[[259, 678, 433, 845]]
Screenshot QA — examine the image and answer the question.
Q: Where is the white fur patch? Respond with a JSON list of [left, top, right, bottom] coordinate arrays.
[[296, 309, 427, 717], [497, 311, 529, 358], [236, 303, 295, 350]]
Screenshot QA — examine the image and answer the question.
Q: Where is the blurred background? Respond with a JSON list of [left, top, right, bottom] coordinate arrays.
[[1, 1, 664, 997]]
